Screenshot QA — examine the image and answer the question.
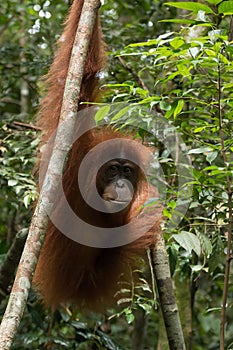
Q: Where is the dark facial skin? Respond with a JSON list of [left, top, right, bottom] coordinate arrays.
[[96, 159, 138, 209]]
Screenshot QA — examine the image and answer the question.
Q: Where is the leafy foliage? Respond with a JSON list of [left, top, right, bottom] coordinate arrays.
[[102, 1, 233, 348], [0, 0, 233, 349]]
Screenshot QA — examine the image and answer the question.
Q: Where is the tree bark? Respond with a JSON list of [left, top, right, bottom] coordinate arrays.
[[152, 233, 186, 350], [0, 1, 101, 348]]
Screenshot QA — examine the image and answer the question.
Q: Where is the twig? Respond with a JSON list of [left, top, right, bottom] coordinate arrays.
[[147, 249, 157, 307], [0, 1, 101, 348], [7, 121, 42, 131], [0, 97, 21, 105], [117, 56, 149, 91], [218, 62, 233, 350]]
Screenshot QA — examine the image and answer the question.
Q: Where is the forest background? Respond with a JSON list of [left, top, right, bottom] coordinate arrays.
[[0, 0, 233, 349]]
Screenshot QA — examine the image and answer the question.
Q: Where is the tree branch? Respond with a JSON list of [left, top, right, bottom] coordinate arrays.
[[0, 1, 101, 348], [7, 121, 41, 131], [151, 233, 186, 350]]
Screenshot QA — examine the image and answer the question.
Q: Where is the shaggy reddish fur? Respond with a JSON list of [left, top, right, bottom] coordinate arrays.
[[33, 0, 162, 312]]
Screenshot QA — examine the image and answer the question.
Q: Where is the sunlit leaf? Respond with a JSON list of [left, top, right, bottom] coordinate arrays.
[[95, 105, 110, 123], [165, 2, 214, 13], [8, 179, 18, 186], [172, 231, 201, 256], [174, 99, 184, 118], [218, 1, 233, 14]]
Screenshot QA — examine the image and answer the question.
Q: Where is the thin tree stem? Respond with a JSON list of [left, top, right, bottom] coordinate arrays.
[[0, 1, 100, 348], [152, 233, 186, 350]]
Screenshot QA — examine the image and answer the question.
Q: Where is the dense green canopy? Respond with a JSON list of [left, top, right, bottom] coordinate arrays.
[[0, 1, 233, 349]]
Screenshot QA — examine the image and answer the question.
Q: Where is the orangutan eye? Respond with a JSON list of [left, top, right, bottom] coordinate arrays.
[[109, 165, 118, 174], [124, 166, 133, 175]]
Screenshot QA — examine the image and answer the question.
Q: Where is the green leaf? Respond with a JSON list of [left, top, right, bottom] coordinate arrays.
[[160, 100, 171, 111], [206, 0, 222, 4], [170, 37, 185, 49], [160, 19, 196, 25], [165, 2, 214, 14], [194, 126, 207, 133], [172, 231, 201, 256], [205, 49, 216, 57], [124, 309, 135, 324], [174, 99, 184, 118], [111, 106, 131, 121], [23, 194, 31, 208], [203, 165, 219, 171], [196, 231, 213, 257], [191, 264, 203, 272], [187, 146, 212, 154], [218, 1, 233, 14], [129, 39, 157, 47], [163, 207, 172, 219], [8, 179, 18, 186], [206, 151, 218, 164], [168, 200, 177, 209], [95, 105, 110, 123], [165, 101, 177, 118]]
